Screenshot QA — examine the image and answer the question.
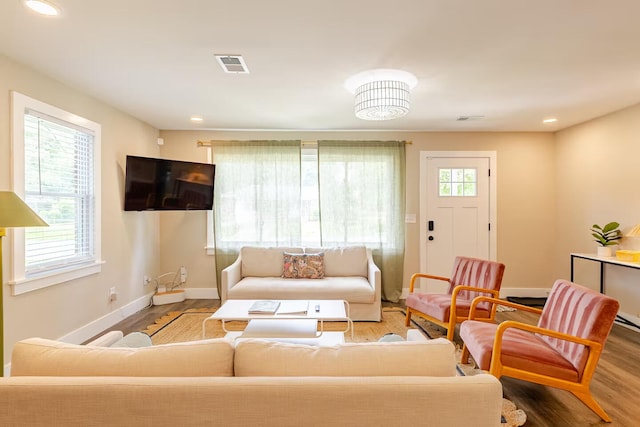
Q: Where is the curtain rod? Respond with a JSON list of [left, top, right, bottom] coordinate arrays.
[[197, 140, 412, 147]]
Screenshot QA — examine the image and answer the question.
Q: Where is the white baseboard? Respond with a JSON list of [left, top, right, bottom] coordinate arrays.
[[616, 312, 640, 332], [59, 293, 154, 345], [401, 287, 551, 299], [59, 287, 219, 345], [185, 287, 219, 299], [499, 287, 551, 298]]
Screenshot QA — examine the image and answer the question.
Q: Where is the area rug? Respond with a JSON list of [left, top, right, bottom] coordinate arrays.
[[143, 307, 444, 344], [141, 306, 525, 426]]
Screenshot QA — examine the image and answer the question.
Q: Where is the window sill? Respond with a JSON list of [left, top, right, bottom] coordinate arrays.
[[9, 261, 105, 296]]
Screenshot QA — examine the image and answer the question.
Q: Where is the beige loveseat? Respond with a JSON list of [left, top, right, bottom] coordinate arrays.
[[0, 333, 503, 427], [221, 246, 382, 321]]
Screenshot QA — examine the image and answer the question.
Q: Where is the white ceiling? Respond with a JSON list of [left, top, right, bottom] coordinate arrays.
[[2, 0, 640, 132]]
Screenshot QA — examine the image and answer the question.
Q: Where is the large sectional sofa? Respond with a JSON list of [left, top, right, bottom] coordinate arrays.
[[221, 246, 382, 321], [0, 332, 503, 426]]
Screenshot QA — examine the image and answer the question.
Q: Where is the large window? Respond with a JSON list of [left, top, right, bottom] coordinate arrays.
[[208, 139, 405, 301], [10, 92, 102, 295]]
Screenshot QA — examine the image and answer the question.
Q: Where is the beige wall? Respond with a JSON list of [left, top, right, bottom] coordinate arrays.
[[555, 103, 640, 320], [159, 130, 557, 296], [5, 50, 639, 365], [1, 54, 161, 363]]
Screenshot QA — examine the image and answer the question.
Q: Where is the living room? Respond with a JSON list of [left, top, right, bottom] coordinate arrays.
[[1, 1, 640, 424]]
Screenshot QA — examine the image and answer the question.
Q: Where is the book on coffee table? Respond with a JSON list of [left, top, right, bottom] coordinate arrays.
[[277, 300, 309, 315], [248, 300, 281, 314]]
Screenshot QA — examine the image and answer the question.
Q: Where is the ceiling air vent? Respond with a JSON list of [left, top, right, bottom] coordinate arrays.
[[456, 115, 485, 121], [214, 54, 250, 74]]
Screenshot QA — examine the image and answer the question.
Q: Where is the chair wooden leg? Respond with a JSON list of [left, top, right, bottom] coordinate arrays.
[[445, 326, 454, 341], [404, 309, 412, 327], [460, 345, 471, 365], [571, 389, 612, 422]]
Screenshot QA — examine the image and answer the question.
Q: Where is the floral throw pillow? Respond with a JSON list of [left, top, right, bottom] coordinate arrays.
[[282, 252, 325, 279]]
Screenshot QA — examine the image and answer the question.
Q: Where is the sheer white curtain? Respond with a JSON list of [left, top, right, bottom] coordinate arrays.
[[317, 140, 406, 302], [212, 141, 301, 292]]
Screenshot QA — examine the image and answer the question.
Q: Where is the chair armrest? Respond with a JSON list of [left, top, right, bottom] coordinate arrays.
[[220, 255, 242, 302], [451, 286, 500, 320], [452, 286, 499, 303], [468, 296, 543, 320], [366, 250, 381, 302], [490, 320, 602, 376], [488, 320, 604, 379], [494, 321, 602, 350], [408, 272, 451, 293]]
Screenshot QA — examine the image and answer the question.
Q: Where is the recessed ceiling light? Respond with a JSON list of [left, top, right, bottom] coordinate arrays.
[[543, 118, 558, 123], [190, 116, 203, 122], [24, 0, 60, 16]]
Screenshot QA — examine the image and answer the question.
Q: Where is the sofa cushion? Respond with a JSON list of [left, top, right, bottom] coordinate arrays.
[[11, 338, 235, 377], [305, 246, 368, 277], [241, 246, 304, 277], [282, 252, 325, 279], [227, 276, 375, 303], [234, 338, 457, 377]]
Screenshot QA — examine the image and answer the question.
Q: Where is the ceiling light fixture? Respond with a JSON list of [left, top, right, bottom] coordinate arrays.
[[543, 118, 558, 123], [344, 69, 418, 121], [190, 116, 203, 122], [24, 0, 60, 16]]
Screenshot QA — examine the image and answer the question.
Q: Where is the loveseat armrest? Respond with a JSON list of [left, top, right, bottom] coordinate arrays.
[[221, 254, 242, 302], [366, 249, 382, 302]]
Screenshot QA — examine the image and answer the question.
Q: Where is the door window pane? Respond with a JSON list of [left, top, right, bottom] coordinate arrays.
[[439, 168, 477, 197]]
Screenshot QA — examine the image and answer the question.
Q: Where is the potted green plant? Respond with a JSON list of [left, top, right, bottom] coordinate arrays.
[[591, 222, 622, 257]]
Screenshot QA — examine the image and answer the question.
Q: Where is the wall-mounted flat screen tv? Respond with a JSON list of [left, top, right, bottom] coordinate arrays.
[[124, 155, 215, 211]]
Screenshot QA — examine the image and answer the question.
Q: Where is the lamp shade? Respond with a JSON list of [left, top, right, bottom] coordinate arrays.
[[0, 191, 48, 228]]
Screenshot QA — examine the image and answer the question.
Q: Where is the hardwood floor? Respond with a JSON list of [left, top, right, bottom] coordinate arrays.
[[104, 299, 640, 426]]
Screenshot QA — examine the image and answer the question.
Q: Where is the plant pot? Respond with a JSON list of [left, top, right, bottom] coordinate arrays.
[[597, 246, 613, 257]]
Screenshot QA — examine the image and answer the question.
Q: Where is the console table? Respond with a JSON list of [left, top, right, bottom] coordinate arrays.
[[570, 253, 640, 330]]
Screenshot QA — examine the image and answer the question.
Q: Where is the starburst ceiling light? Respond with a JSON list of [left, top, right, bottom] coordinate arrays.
[[344, 69, 418, 121]]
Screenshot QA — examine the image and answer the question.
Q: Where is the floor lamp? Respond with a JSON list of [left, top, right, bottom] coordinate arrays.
[[0, 191, 48, 376]]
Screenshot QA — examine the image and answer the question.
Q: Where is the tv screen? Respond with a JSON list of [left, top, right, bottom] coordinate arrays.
[[124, 155, 215, 211]]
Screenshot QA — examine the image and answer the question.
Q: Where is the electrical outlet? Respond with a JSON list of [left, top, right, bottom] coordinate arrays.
[[180, 266, 187, 284], [109, 287, 117, 301], [143, 275, 151, 286]]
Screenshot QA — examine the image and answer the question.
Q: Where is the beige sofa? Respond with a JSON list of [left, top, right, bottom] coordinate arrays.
[[0, 333, 503, 427], [221, 246, 382, 321]]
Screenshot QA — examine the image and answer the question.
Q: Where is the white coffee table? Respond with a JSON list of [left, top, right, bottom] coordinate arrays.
[[203, 299, 353, 344]]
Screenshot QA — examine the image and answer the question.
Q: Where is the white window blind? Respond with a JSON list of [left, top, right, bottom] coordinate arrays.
[[23, 109, 96, 274]]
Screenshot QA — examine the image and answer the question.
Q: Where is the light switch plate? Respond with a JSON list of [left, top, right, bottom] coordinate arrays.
[[405, 214, 416, 223]]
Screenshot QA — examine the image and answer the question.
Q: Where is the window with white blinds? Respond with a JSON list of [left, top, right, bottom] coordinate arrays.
[[23, 110, 95, 273], [10, 92, 102, 295]]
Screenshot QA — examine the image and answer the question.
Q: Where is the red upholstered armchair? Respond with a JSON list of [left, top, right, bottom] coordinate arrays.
[[404, 257, 506, 341], [460, 279, 620, 422]]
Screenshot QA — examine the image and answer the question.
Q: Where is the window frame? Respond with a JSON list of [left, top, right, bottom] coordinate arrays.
[[10, 91, 103, 295]]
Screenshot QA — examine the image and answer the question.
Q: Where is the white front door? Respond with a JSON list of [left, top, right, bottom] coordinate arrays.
[[418, 151, 496, 293]]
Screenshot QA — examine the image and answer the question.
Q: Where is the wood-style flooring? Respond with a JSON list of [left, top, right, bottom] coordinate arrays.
[[103, 299, 640, 427]]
